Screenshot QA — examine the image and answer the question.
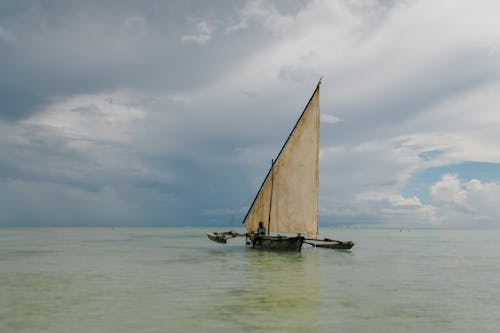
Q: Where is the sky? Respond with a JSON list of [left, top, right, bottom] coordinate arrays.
[[1, 0, 500, 228]]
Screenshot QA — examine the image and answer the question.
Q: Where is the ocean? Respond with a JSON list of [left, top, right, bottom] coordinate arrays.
[[1, 227, 499, 333]]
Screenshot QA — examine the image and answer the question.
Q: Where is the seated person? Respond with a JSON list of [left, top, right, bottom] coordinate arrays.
[[256, 221, 266, 235]]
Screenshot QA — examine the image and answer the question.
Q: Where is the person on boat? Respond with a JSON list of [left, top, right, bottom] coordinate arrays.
[[256, 221, 266, 235]]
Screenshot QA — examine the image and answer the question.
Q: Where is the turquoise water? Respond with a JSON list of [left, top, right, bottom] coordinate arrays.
[[1, 227, 499, 332]]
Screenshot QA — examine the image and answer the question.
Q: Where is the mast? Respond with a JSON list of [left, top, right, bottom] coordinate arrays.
[[267, 159, 274, 235]]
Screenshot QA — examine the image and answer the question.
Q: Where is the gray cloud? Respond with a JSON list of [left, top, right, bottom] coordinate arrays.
[[0, 0, 267, 120]]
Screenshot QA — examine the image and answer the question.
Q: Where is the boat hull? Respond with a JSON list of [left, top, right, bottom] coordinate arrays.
[[207, 232, 228, 244], [248, 235, 305, 252], [313, 240, 354, 250]]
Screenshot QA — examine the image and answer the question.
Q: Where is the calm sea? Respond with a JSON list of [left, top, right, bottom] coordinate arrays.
[[1, 227, 499, 333]]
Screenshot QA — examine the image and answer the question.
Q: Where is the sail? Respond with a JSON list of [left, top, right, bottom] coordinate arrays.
[[243, 84, 320, 238]]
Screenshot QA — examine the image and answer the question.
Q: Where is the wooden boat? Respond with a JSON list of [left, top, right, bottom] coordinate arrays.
[[207, 231, 244, 244], [307, 240, 354, 250], [208, 80, 354, 252], [248, 235, 305, 251]]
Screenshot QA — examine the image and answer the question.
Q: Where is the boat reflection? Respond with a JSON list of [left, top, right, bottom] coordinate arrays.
[[237, 249, 320, 332]]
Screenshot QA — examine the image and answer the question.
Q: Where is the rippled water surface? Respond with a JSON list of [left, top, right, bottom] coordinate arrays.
[[1, 227, 499, 332]]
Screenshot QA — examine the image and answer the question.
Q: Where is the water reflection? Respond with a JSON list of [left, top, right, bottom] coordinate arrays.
[[206, 249, 320, 332]]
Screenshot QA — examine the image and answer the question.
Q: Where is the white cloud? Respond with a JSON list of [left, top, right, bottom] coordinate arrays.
[[430, 174, 467, 206], [225, 0, 295, 35], [321, 173, 500, 227], [319, 189, 436, 226], [429, 175, 500, 226], [388, 195, 422, 208], [465, 180, 500, 219], [321, 114, 342, 124], [3, 92, 179, 193], [181, 20, 213, 45], [401, 80, 500, 164], [26, 93, 146, 146]]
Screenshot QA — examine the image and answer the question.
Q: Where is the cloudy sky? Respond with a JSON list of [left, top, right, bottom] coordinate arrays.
[[1, 0, 499, 228]]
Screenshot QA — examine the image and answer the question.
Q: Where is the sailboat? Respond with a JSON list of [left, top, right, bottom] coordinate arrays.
[[208, 80, 354, 252]]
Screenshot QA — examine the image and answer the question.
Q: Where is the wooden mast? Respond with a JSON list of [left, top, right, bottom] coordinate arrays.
[[267, 159, 274, 235]]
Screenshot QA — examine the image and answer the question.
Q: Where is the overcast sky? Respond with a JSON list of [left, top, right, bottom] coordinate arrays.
[[1, 0, 500, 228]]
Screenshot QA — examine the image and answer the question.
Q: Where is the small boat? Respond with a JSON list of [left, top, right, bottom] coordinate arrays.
[[248, 235, 305, 251], [308, 240, 355, 250], [207, 231, 245, 244], [208, 80, 354, 252]]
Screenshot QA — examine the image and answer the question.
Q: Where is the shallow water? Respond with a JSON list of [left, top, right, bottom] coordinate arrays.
[[1, 227, 499, 332]]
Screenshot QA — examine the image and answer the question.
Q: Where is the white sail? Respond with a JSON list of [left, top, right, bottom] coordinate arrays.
[[243, 85, 320, 238]]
